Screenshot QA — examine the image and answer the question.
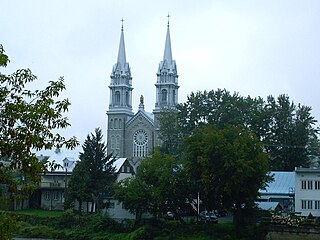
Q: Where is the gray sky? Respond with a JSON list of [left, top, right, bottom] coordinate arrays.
[[1, 0, 320, 148]]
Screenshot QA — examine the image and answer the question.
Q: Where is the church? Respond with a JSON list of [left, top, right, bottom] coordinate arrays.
[[106, 20, 179, 169]]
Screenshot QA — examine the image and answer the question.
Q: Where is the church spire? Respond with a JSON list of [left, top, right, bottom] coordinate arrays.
[[163, 14, 172, 63], [117, 18, 126, 67]]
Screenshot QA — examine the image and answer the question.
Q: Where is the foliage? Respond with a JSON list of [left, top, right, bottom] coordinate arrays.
[[0, 45, 78, 195], [157, 108, 182, 156], [185, 125, 271, 226], [168, 89, 319, 171], [66, 128, 116, 212], [0, 212, 16, 240], [114, 150, 188, 220]]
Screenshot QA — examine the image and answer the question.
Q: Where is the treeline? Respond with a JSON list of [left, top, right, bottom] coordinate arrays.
[[159, 89, 320, 171]]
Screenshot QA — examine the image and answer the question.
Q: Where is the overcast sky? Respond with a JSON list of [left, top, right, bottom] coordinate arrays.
[[1, 0, 320, 150]]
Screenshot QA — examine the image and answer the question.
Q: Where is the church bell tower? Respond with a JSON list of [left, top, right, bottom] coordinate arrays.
[[153, 18, 179, 127], [107, 21, 134, 157]]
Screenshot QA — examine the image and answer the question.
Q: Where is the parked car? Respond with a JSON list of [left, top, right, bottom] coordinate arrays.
[[199, 211, 218, 223], [165, 211, 180, 220]]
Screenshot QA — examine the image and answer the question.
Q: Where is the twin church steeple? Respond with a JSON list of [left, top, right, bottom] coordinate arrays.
[[107, 19, 179, 158]]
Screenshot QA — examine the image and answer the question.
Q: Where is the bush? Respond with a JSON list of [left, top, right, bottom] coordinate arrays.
[[0, 213, 16, 240]]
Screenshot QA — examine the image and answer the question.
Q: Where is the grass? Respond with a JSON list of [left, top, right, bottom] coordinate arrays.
[[10, 209, 64, 217]]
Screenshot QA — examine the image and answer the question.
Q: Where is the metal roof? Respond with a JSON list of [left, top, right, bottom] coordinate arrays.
[[260, 171, 295, 195]]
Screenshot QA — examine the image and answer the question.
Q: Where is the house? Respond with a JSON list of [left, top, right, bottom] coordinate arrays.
[[295, 167, 320, 217], [104, 158, 137, 219], [32, 148, 78, 210], [259, 171, 295, 213]]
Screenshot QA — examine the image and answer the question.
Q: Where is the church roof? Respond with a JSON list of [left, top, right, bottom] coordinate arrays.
[[126, 109, 154, 126]]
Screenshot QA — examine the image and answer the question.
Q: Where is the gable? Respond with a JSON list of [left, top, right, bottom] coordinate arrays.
[[126, 110, 154, 128]]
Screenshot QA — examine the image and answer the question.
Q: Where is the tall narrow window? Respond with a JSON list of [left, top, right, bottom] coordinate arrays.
[[315, 201, 320, 209], [315, 181, 320, 190], [114, 119, 118, 129], [110, 119, 113, 129], [308, 181, 313, 190], [115, 91, 120, 105], [161, 89, 167, 103], [301, 180, 306, 190], [119, 119, 122, 129], [172, 90, 176, 104], [302, 200, 306, 209], [111, 136, 115, 149], [126, 92, 129, 106], [116, 135, 120, 149]]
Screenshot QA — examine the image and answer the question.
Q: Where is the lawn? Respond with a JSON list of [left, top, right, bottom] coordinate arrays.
[[11, 209, 64, 218]]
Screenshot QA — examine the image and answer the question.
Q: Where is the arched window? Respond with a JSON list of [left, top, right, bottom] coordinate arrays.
[[115, 91, 120, 105], [116, 135, 120, 149], [119, 119, 122, 129], [126, 91, 129, 106], [110, 119, 113, 129], [114, 119, 118, 129], [172, 90, 176, 104], [111, 136, 115, 149], [161, 89, 167, 103]]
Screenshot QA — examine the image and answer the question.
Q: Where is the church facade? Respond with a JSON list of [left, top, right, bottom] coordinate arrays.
[[106, 21, 179, 168]]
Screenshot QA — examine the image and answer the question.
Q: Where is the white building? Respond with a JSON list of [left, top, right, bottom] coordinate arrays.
[[295, 167, 320, 217]]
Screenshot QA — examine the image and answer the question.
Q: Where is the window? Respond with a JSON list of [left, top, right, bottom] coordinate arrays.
[[315, 201, 320, 209], [308, 181, 313, 190], [45, 191, 50, 201], [116, 135, 120, 149], [119, 119, 122, 129], [161, 89, 167, 103], [111, 136, 115, 149], [115, 91, 120, 105], [53, 191, 59, 201], [315, 181, 320, 190], [308, 200, 313, 209], [110, 119, 113, 129], [172, 90, 176, 104], [301, 180, 306, 190], [133, 130, 148, 157], [126, 92, 129, 106], [114, 119, 118, 129]]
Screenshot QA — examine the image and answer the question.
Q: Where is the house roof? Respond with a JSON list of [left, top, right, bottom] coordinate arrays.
[[45, 149, 79, 172], [113, 158, 127, 173], [260, 171, 295, 195], [256, 201, 282, 211]]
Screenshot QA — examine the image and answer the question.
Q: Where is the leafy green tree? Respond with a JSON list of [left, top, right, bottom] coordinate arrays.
[[167, 89, 319, 171], [157, 108, 181, 156], [185, 125, 271, 227], [264, 95, 318, 170], [67, 128, 116, 212], [0, 45, 78, 201], [114, 150, 187, 220]]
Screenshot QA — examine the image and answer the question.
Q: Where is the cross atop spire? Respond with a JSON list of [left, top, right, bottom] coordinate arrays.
[[167, 13, 170, 27], [121, 18, 124, 31]]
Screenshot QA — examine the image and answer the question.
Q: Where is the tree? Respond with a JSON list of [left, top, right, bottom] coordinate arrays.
[[114, 150, 187, 221], [166, 89, 319, 171], [264, 95, 318, 170], [0, 45, 78, 200], [185, 125, 271, 227], [64, 160, 91, 211], [66, 128, 116, 212]]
